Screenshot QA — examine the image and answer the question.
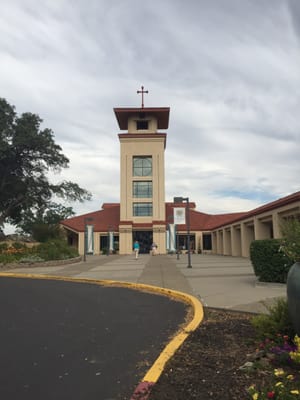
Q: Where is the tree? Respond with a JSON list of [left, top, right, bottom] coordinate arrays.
[[16, 203, 75, 242], [0, 98, 92, 231]]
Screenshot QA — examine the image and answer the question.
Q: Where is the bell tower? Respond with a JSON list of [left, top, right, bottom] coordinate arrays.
[[114, 87, 170, 254]]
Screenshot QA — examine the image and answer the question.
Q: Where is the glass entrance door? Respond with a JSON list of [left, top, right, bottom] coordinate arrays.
[[133, 231, 153, 254]]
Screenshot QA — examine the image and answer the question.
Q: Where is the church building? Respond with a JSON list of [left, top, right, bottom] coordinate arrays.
[[61, 88, 300, 257]]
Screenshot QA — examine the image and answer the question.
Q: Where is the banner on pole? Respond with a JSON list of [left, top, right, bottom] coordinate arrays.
[[173, 207, 186, 224]]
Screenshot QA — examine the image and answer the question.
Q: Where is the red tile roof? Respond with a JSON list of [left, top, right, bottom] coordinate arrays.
[[165, 203, 247, 230], [60, 191, 300, 233], [61, 204, 120, 232], [211, 191, 300, 229]]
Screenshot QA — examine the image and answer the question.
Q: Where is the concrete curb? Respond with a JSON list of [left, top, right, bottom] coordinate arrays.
[[0, 272, 204, 400]]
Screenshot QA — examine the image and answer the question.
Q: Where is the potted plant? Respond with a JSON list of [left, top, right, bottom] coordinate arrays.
[[280, 218, 300, 335]]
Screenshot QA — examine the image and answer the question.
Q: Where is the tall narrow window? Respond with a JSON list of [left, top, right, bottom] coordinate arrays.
[[133, 181, 152, 198], [133, 156, 152, 176], [202, 234, 212, 250], [133, 203, 153, 216]]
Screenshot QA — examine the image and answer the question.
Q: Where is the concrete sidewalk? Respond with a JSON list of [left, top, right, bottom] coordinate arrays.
[[3, 253, 287, 313], [175, 253, 286, 313]]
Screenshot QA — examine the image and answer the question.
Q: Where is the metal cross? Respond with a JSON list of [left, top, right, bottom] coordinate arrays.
[[137, 85, 149, 108]]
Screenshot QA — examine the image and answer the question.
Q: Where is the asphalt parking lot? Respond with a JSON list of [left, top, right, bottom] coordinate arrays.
[[0, 276, 188, 400]]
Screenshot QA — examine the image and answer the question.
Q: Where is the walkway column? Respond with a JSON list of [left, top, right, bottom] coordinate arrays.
[[231, 225, 242, 256], [212, 231, 217, 253], [217, 230, 224, 254], [94, 233, 100, 255], [272, 212, 283, 239], [241, 222, 255, 257], [78, 232, 85, 256], [223, 228, 231, 255]]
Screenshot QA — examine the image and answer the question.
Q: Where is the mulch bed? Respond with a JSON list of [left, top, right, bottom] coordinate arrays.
[[148, 308, 271, 400]]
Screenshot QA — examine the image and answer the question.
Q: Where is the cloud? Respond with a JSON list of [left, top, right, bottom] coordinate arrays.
[[1, 0, 299, 234]]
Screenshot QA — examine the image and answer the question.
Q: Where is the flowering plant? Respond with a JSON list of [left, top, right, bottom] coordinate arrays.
[[248, 334, 300, 399], [248, 369, 300, 399], [280, 219, 300, 263]]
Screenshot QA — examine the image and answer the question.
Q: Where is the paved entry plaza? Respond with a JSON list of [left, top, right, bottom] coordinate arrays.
[[4, 253, 287, 314]]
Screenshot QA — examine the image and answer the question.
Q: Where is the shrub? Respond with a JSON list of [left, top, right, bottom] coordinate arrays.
[[19, 255, 45, 263], [0, 242, 9, 253], [31, 223, 63, 243], [0, 254, 21, 264], [36, 239, 78, 261], [11, 242, 27, 250], [250, 239, 293, 283], [280, 218, 300, 263], [251, 298, 295, 341], [0, 242, 32, 263]]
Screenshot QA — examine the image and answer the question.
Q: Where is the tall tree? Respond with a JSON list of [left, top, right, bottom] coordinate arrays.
[[0, 98, 91, 230], [16, 203, 75, 242]]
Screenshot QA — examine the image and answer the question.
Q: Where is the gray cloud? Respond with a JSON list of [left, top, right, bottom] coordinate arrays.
[[1, 0, 299, 232]]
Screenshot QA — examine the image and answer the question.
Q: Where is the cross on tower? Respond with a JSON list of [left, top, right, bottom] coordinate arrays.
[[137, 85, 149, 108]]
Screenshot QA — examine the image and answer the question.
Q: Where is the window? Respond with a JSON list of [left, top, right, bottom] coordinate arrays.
[[136, 120, 149, 130], [133, 181, 152, 198], [133, 203, 152, 216], [133, 156, 152, 176], [202, 234, 212, 250]]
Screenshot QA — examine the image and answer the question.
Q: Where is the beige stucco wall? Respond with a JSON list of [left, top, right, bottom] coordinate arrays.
[[119, 136, 166, 223], [118, 112, 167, 255], [119, 225, 133, 255], [78, 232, 84, 255], [128, 115, 158, 133], [153, 224, 166, 254]]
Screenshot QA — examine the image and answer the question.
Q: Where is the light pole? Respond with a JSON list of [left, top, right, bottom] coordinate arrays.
[[173, 197, 192, 268], [176, 227, 180, 260], [83, 217, 93, 262]]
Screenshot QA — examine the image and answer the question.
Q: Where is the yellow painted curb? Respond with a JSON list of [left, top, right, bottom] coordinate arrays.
[[0, 272, 204, 384]]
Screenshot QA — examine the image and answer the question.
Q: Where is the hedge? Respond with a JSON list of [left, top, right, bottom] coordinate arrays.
[[250, 239, 293, 283]]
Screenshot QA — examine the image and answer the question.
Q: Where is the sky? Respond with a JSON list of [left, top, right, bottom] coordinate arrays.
[[1, 0, 300, 232]]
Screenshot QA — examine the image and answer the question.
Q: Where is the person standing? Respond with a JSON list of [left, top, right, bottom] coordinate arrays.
[[151, 242, 158, 255], [133, 240, 140, 259]]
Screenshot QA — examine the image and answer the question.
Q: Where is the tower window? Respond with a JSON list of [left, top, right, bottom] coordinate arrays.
[[133, 202, 153, 216], [133, 156, 152, 176], [136, 120, 149, 130], [133, 181, 152, 198]]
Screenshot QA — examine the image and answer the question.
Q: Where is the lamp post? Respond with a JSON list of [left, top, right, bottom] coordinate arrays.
[[83, 217, 93, 262], [176, 228, 180, 260], [173, 197, 192, 268]]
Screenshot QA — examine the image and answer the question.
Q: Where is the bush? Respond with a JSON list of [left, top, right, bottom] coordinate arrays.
[[31, 223, 63, 243], [280, 218, 300, 262], [11, 242, 27, 250], [19, 255, 45, 263], [0, 242, 32, 263], [35, 239, 78, 261], [250, 239, 293, 283], [0, 253, 21, 264], [251, 298, 295, 341], [0, 242, 9, 253]]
